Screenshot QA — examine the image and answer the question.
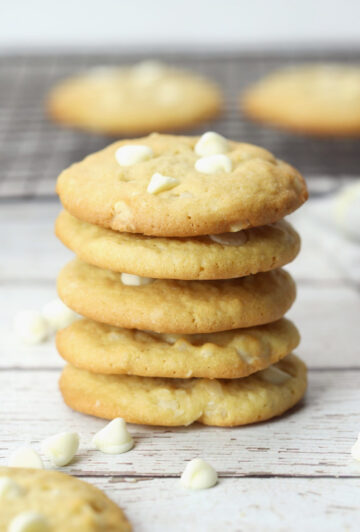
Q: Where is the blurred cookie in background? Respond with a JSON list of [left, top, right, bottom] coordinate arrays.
[[241, 64, 360, 136], [47, 60, 223, 135]]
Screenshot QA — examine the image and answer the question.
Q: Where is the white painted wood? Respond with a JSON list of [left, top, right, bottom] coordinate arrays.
[[287, 283, 360, 368], [0, 200, 71, 281], [0, 369, 359, 478], [81, 476, 360, 532]]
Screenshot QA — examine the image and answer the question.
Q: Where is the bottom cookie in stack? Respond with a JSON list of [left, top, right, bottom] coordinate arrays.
[[57, 318, 307, 427]]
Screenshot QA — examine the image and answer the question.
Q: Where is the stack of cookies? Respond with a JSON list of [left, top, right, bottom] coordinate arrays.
[[55, 132, 308, 427]]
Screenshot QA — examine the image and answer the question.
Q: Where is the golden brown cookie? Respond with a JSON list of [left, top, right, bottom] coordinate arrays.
[[47, 61, 222, 135], [59, 354, 307, 427], [57, 260, 296, 334], [56, 133, 307, 237], [56, 210, 300, 280], [57, 318, 299, 379], [242, 64, 360, 136], [0, 467, 131, 531]]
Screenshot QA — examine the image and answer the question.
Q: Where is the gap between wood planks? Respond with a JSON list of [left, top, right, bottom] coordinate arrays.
[[72, 473, 360, 479]]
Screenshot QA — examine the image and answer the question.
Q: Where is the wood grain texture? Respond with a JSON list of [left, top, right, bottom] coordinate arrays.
[[80, 477, 360, 532]]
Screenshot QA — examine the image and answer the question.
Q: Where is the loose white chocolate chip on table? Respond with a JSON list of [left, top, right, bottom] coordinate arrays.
[[41, 431, 79, 467], [209, 231, 248, 246], [351, 434, 360, 461], [92, 418, 134, 454], [13, 310, 49, 345], [258, 365, 290, 385], [180, 458, 218, 490], [147, 173, 180, 194], [195, 154, 232, 174], [120, 273, 154, 286], [8, 512, 50, 532], [8, 447, 44, 469], [194, 132, 229, 156], [115, 145, 154, 167], [42, 298, 78, 332], [0, 476, 24, 498]]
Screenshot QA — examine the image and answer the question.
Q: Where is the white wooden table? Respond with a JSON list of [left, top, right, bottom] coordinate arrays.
[[1, 188, 360, 531]]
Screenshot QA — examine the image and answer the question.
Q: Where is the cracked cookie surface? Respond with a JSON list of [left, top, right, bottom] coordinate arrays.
[[57, 318, 299, 379], [60, 354, 307, 427]]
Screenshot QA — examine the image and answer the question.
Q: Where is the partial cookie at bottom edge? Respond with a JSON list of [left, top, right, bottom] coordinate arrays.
[[0, 467, 131, 532], [59, 354, 307, 427]]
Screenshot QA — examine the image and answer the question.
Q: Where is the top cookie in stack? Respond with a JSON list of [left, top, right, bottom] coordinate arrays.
[[56, 132, 308, 427]]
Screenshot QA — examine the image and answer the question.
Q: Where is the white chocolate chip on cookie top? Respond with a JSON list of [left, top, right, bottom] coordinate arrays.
[[115, 145, 154, 166], [195, 131, 229, 156], [195, 154, 232, 174], [147, 173, 180, 194]]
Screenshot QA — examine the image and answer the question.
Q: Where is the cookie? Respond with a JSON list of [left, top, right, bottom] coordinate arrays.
[[57, 260, 296, 334], [242, 64, 360, 136], [47, 61, 222, 135], [59, 354, 307, 427], [56, 133, 307, 237], [56, 210, 300, 280], [0, 467, 131, 531], [57, 317, 299, 379]]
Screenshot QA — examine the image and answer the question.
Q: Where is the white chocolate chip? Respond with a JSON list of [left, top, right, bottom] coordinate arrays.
[[13, 310, 49, 345], [351, 434, 360, 461], [8, 447, 44, 469], [147, 173, 180, 194], [8, 512, 50, 532], [0, 477, 24, 499], [228, 221, 245, 232], [195, 132, 229, 156], [258, 366, 290, 385], [209, 231, 248, 246], [195, 154, 232, 174], [180, 458, 218, 490], [92, 418, 134, 454], [115, 145, 153, 167], [132, 60, 165, 84], [41, 432, 79, 467], [42, 299, 78, 332], [120, 273, 154, 286]]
